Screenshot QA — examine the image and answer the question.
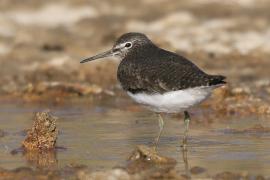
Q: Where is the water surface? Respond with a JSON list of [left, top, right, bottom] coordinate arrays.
[[0, 97, 270, 177]]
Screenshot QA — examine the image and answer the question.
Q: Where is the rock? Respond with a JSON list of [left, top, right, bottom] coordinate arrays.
[[128, 145, 176, 164], [22, 111, 58, 151], [127, 145, 176, 175]]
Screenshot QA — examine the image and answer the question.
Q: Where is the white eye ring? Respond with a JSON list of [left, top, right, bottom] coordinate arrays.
[[125, 42, 132, 48]]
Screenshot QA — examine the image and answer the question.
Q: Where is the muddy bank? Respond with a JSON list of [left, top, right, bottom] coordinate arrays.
[[0, 0, 270, 118], [0, 167, 265, 180], [0, 0, 270, 106]]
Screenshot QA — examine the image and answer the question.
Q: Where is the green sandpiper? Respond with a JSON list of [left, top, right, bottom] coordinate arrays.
[[81, 32, 226, 150]]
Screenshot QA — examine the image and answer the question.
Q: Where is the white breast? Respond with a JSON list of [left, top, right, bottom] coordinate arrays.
[[127, 86, 216, 113]]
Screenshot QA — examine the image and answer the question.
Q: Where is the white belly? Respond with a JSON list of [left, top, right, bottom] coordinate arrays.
[[127, 86, 215, 113]]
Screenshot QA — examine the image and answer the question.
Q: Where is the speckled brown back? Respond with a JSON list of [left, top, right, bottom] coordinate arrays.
[[117, 43, 225, 94]]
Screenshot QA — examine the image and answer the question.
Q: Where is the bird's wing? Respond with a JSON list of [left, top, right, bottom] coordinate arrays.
[[118, 50, 226, 94]]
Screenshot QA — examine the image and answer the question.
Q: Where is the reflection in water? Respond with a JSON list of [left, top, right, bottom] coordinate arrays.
[[24, 150, 58, 170], [182, 148, 190, 178]]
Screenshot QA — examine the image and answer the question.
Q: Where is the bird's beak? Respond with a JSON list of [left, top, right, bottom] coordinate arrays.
[[80, 49, 115, 63]]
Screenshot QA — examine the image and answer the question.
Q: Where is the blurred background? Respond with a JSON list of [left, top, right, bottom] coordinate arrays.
[[0, 0, 270, 98], [0, 0, 270, 179]]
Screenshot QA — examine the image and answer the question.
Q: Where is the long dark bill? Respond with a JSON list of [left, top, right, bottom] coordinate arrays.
[[80, 50, 113, 63]]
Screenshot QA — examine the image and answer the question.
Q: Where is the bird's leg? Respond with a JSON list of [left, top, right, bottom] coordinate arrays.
[[153, 113, 164, 151], [182, 111, 190, 149]]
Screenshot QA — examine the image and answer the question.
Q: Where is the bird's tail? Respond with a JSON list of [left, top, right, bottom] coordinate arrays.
[[209, 75, 226, 86]]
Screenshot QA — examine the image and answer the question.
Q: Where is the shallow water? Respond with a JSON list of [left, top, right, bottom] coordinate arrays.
[[0, 97, 270, 177]]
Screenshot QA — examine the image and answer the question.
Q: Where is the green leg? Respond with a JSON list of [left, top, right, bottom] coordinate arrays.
[[182, 111, 190, 149], [154, 113, 164, 151]]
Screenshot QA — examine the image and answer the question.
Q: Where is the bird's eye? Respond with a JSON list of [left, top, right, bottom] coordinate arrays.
[[125, 42, 132, 48]]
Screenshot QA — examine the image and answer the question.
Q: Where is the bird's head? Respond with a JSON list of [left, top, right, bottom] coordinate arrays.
[[80, 32, 152, 63]]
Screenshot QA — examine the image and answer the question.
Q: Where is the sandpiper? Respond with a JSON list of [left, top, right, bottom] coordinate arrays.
[[80, 32, 226, 149]]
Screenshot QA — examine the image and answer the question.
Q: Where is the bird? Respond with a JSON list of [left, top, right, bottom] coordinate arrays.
[[80, 32, 226, 150]]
